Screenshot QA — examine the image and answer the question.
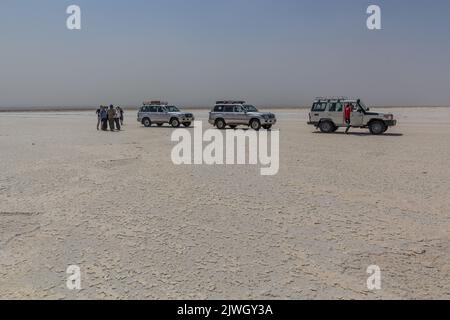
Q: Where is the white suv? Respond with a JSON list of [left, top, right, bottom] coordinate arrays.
[[307, 97, 397, 135], [137, 101, 194, 128], [208, 101, 277, 130]]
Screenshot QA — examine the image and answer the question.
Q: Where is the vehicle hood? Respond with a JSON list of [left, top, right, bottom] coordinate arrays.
[[365, 111, 384, 116], [169, 111, 193, 117], [247, 112, 275, 117], [365, 111, 395, 119]]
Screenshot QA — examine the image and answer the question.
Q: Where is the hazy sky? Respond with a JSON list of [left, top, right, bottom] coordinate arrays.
[[1, 0, 450, 107]]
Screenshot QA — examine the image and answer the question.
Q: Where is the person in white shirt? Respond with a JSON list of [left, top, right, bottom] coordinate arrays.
[[114, 107, 121, 131]]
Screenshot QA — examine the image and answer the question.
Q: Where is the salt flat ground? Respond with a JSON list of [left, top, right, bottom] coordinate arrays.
[[0, 108, 449, 299]]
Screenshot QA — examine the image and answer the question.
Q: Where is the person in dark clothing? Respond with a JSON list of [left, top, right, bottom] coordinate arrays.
[[118, 106, 124, 125], [344, 104, 353, 134], [100, 107, 108, 131], [107, 105, 116, 131]]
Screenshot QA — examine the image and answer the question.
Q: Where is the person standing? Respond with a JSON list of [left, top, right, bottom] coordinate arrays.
[[114, 106, 121, 131], [344, 104, 353, 134], [118, 106, 124, 125], [107, 105, 116, 131], [96, 106, 101, 130], [100, 107, 108, 131]]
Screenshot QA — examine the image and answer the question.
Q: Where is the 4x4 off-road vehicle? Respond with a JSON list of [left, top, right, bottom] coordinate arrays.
[[307, 97, 397, 135], [208, 101, 277, 130], [137, 101, 194, 128]]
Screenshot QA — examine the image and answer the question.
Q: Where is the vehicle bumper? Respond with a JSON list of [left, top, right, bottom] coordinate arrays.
[[208, 119, 215, 125], [263, 119, 277, 125], [307, 121, 319, 126], [385, 120, 397, 126]]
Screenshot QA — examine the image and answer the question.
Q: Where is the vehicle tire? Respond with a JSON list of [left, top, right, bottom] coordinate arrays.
[[229, 125, 237, 129], [157, 123, 163, 127], [142, 118, 152, 127], [250, 119, 261, 131], [215, 118, 226, 130], [262, 124, 272, 130], [183, 122, 191, 128], [369, 120, 386, 135], [318, 121, 335, 133], [170, 118, 181, 128]]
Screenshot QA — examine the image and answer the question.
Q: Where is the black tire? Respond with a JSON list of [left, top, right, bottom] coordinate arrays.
[[142, 118, 152, 127], [250, 119, 261, 131], [183, 122, 191, 128], [170, 118, 181, 128], [215, 118, 226, 130], [229, 125, 237, 129], [319, 121, 335, 133], [369, 120, 386, 135], [262, 124, 272, 130]]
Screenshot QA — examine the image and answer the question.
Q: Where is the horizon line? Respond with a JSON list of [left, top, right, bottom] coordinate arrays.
[[1, 105, 450, 112]]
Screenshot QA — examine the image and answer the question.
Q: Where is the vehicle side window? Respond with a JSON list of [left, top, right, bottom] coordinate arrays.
[[224, 106, 234, 113], [234, 106, 244, 113], [328, 103, 343, 112], [149, 106, 158, 113], [312, 102, 327, 112], [157, 107, 165, 112], [214, 105, 224, 112]]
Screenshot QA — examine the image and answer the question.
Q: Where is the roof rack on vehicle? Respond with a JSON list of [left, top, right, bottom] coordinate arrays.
[[143, 101, 169, 106], [315, 96, 349, 101], [216, 100, 246, 105]]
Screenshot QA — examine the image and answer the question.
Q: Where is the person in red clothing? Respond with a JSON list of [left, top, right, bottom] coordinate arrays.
[[344, 104, 353, 134]]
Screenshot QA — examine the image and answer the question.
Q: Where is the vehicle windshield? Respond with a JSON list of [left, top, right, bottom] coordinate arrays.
[[244, 105, 258, 112], [166, 106, 180, 112], [358, 100, 369, 111]]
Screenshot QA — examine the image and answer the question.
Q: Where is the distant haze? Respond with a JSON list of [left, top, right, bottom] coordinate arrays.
[[1, 0, 450, 108]]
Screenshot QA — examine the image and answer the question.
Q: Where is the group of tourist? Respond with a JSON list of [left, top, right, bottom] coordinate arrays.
[[96, 105, 124, 131]]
